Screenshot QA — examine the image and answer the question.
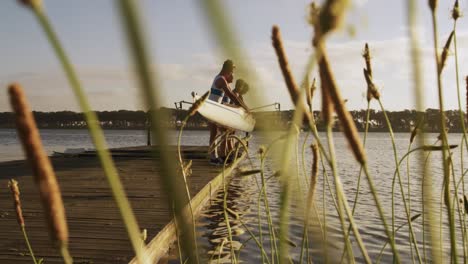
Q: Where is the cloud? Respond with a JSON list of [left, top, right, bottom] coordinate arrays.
[[3, 31, 468, 113], [353, 0, 369, 8]]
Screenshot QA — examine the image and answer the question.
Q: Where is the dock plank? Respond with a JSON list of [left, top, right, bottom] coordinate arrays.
[[0, 146, 237, 264]]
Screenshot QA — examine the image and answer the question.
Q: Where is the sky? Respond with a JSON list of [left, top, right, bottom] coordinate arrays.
[[1, 0, 468, 112]]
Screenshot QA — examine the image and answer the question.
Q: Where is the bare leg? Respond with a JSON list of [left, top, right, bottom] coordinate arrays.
[[218, 127, 227, 158], [209, 123, 218, 159]]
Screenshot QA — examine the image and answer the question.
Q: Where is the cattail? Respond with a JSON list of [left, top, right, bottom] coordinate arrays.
[[8, 179, 25, 228], [188, 91, 209, 117], [410, 128, 418, 144], [422, 144, 457, 151], [239, 169, 262, 177], [363, 69, 380, 101], [9, 179, 40, 264], [319, 62, 334, 125], [309, 2, 321, 46], [272, 25, 315, 127], [362, 43, 380, 102], [8, 83, 68, 245], [439, 31, 454, 75], [258, 146, 266, 156], [303, 74, 311, 107], [18, 0, 42, 9], [362, 43, 372, 78], [307, 2, 320, 26], [429, 0, 438, 12], [309, 144, 319, 201], [410, 115, 425, 143], [183, 160, 192, 177], [316, 0, 350, 39], [318, 47, 366, 164], [272, 25, 300, 105], [306, 78, 317, 110], [310, 78, 317, 100], [452, 0, 461, 20]]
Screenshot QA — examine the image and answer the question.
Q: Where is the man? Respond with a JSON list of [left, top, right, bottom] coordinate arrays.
[[208, 59, 248, 165]]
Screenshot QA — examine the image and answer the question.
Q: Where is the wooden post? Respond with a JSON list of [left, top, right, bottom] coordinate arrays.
[[146, 113, 151, 146]]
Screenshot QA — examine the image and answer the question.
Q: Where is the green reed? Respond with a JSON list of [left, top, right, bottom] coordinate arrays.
[[326, 126, 355, 262], [116, 0, 199, 263], [299, 135, 325, 264], [316, 42, 384, 263], [339, 43, 375, 261], [406, 135, 415, 262], [8, 179, 41, 264], [429, 1, 458, 262], [210, 134, 252, 264], [338, 100, 371, 264], [14, 0, 468, 263], [448, 150, 467, 263], [277, 115, 302, 263], [176, 94, 211, 263], [18, 2, 146, 263], [259, 144, 280, 263], [220, 144, 248, 264], [451, 0, 468, 259], [406, 0, 441, 262], [360, 43, 421, 262], [313, 4, 400, 257], [388, 144, 448, 263], [377, 100, 422, 263], [377, 214, 422, 263], [237, 218, 270, 263]]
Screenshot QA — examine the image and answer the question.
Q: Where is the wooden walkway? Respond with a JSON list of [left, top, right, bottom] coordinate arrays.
[[0, 146, 242, 264]]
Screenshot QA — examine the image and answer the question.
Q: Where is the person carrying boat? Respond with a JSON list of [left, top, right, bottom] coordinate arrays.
[[208, 59, 248, 165], [222, 79, 250, 157]]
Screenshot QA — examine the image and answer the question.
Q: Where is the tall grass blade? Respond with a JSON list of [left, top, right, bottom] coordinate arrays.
[[115, 1, 199, 263]]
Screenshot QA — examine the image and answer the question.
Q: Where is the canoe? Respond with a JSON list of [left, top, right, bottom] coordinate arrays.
[[193, 93, 256, 132]]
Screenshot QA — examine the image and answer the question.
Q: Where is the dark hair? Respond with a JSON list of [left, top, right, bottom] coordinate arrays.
[[234, 79, 245, 91], [222, 59, 235, 71], [234, 79, 249, 95], [241, 83, 250, 94]]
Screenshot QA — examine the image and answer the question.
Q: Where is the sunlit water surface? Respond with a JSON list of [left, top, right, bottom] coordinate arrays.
[[1, 129, 467, 263]]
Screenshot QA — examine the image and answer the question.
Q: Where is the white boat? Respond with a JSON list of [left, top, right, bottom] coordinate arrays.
[[192, 93, 256, 132]]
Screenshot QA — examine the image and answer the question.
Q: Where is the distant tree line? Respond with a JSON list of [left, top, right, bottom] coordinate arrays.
[[0, 108, 466, 133], [0, 108, 208, 130]]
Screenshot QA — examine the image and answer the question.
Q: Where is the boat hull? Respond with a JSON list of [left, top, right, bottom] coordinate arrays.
[[193, 94, 255, 132]]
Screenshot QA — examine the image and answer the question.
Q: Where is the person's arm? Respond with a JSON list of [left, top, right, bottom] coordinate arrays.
[[215, 78, 249, 111], [226, 88, 249, 111]]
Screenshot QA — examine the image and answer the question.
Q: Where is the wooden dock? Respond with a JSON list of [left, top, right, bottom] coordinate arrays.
[[0, 146, 243, 264]]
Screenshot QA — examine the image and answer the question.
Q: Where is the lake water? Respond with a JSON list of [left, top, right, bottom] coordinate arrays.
[[1, 129, 467, 263]]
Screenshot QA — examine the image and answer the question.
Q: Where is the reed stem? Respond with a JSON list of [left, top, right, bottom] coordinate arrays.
[[221, 149, 239, 264], [430, 7, 458, 263], [22, 4, 146, 263], [60, 242, 73, 264], [259, 148, 279, 263], [116, 1, 200, 263], [325, 126, 355, 263], [407, 1, 441, 262], [177, 115, 201, 262], [378, 99, 422, 263], [452, 13, 468, 261], [21, 226, 38, 264], [340, 101, 371, 264]]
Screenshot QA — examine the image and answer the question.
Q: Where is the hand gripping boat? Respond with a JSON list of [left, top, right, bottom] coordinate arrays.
[[192, 93, 256, 132]]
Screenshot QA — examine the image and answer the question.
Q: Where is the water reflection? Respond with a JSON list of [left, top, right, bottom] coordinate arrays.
[[198, 168, 258, 263], [195, 132, 468, 263]]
